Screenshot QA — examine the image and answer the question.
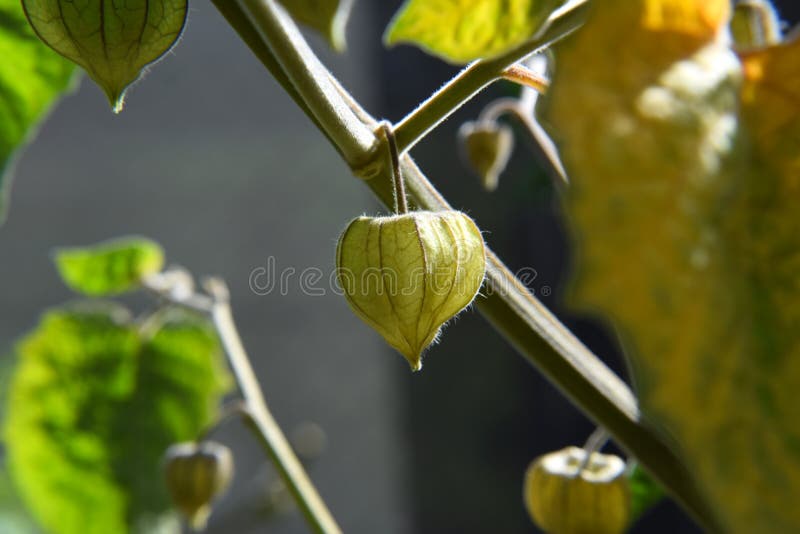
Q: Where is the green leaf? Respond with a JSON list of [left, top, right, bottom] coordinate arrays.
[[384, 0, 566, 64], [3, 304, 230, 534], [21, 0, 188, 112], [0, 0, 76, 224], [546, 0, 800, 531], [0, 454, 41, 534], [628, 464, 665, 523], [54, 237, 165, 296], [279, 0, 354, 51]]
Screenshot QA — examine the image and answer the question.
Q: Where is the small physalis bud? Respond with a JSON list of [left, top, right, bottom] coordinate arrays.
[[163, 441, 233, 531], [458, 121, 514, 191], [22, 0, 188, 112], [524, 446, 630, 534], [336, 210, 486, 371]]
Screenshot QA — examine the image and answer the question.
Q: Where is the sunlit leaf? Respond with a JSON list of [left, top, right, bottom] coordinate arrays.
[[384, 0, 567, 64], [0, 0, 76, 223], [0, 358, 41, 534], [546, 0, 800, 531], [54, 237, 164, 297], [280, 0, 354, 51], [0, 460, 41, 534], [21, 0, 188, 112], [3, 304, 230, 534]]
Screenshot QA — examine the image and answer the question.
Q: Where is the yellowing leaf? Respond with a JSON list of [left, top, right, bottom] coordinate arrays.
[[640, 0, 729, 38], [740, 37, 800, 181], [54, 237, 164, 296], [545, 0, 800, 531], [280, 0, 354, 51], [4, 304, 230, 534], [22, 0, 188, 112], [384, 0, 567, 64], [0, 0, 76, 223]]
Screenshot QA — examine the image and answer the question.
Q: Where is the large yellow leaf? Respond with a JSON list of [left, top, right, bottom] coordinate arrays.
[[545, 0, 800, 531]]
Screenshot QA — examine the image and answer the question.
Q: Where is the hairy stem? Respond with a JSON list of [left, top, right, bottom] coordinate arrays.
[[378, 121, 408, 214], [210, 1, 722, 531], [478, 97, 567, 183], [236, 0, 377, 168], [143, 275, 341, 534]]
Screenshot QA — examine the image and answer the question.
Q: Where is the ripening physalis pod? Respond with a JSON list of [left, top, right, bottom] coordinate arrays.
[[524, 446, 630, 534], [336, 210, 486, 371]]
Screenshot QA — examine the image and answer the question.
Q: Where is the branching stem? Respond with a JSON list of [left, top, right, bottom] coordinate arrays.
[[143, 273, 341, 534]]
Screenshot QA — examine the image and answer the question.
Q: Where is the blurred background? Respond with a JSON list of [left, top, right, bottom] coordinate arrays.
[[1, 1, 798, 533]]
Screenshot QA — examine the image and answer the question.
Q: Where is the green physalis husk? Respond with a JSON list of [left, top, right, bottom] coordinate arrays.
[[22, 0, 188, 112], [336, 210, 486, 371], [163, 441, 234, 531], [524, 446, 631, 534]]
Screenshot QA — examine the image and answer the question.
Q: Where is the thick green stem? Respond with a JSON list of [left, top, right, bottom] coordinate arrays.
[[393, 0, 590, 154], [210, 2, 723, 531], [236, 0, 377, 168], [211, 1, 338, 154]]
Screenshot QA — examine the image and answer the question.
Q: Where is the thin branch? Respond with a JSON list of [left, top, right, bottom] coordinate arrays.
[[393, 0, 590, 154], [143, 274, 342, 534], [478, 98, 568, 184]]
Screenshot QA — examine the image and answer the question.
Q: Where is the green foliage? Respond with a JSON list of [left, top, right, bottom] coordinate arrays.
[[3, 304, 230, 534], [280, 0, 353, 51], [21, 0, 188, 112], [384, 0, 566, 63], [0, 0, 75, 223], [54, 237, 165, 297], [546, 0, 800, 531], [628, 464, 665, 522], [0, 467, 40, 534]]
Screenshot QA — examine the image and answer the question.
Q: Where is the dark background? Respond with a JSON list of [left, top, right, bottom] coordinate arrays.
[[1, 1, 799, 533]]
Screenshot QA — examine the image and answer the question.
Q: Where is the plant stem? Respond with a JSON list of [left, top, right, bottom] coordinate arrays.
[[211, 1, 337, 154], [143, 274, 341, 534], [378, 121, 408, 215], [210, 2, 723, 531], [393, 0, 590, 155], [236, 0, 377, 168], [478, 98, 567, 183]]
